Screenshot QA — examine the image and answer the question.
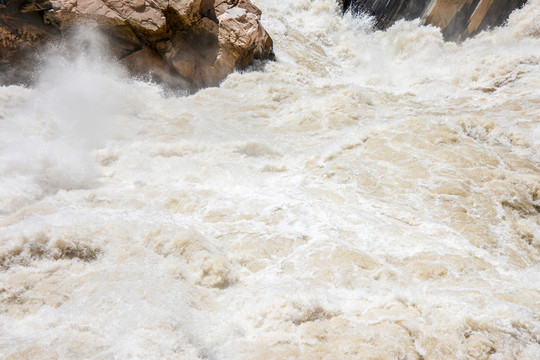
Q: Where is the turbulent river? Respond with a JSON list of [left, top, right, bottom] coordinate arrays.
[[1, 0, 540, 359]]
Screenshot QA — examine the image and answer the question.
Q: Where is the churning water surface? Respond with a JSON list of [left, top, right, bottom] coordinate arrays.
[[1, 0, 540, 359]]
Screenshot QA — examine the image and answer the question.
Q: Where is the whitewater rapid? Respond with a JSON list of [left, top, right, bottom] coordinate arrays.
[[1, 0, 540, 359]]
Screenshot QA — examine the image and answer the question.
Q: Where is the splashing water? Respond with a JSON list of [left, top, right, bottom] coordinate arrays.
[[1, 1, 540, 359]]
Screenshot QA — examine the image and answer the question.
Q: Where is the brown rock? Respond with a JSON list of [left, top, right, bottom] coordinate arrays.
[[0, 0, 274, 89], [423, 0, 469, 30], [422, 0, 529, 39], [120, 46, 191, 88]]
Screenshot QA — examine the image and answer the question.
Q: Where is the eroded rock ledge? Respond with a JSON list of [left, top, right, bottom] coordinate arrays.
[[0, 0, 274, 89], [341, 0, 528, 40]]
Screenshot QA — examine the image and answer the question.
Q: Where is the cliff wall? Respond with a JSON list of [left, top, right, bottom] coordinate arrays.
[[0, 0, 274, 89], [342, 0, 528, 40]]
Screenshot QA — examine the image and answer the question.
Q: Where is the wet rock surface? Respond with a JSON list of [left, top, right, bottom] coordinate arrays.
[[341, 0, 528, 40], [0, 0, 274, 90]]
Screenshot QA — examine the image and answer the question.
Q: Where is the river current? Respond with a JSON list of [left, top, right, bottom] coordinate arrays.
[[1, 0, 540, 359]]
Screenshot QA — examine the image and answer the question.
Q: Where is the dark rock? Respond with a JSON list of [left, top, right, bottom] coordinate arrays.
[[341, 0, 529, 40]]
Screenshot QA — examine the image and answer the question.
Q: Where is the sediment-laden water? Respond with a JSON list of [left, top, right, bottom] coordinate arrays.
[[1, 0, 539, 359]]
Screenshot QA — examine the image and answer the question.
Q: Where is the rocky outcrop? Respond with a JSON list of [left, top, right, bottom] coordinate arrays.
[[0, 0, 274, 89], [341, 0, 528, 40]]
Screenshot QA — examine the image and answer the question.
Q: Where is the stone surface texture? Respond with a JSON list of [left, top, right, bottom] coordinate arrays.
[[0, 0, 274, 88], [342, 0, 528, 40]]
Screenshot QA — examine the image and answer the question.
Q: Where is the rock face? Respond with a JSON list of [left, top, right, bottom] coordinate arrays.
[[0, 0, 274, 89], [341, 0, 528, 40]]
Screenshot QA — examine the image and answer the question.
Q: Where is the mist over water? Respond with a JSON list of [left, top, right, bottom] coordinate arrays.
[[1, 0, 540, 359]]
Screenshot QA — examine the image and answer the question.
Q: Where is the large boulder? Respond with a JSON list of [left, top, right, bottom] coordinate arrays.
[[0, 0, 274, 89], [341, 0, 528, 40]]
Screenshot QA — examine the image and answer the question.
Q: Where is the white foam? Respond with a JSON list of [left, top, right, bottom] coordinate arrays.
[[1, 1, 540, 358]]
